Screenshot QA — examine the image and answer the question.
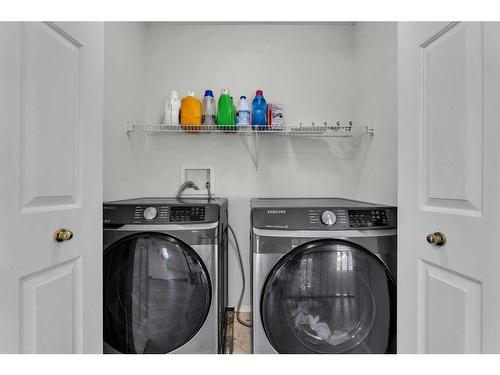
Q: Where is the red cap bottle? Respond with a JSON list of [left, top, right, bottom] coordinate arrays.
[[256, 90, 263, 96]]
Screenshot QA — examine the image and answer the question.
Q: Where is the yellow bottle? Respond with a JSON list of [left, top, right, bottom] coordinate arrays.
[[180, 91, 202, 130]]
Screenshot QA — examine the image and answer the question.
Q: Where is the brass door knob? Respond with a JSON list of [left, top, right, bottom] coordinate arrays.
[[426, 232, 446, 246], [53, 228, 73, 242]]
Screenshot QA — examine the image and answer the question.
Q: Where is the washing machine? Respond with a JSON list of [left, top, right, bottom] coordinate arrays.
[[103, 197, 228, 354], [251, 198, 396, 354]]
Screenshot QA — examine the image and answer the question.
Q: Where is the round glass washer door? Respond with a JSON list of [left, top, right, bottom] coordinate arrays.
[[261, 239, 396, 354], [104, 232, 211, 354]]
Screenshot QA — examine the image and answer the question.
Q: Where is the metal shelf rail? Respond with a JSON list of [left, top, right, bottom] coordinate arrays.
[[126, 121, 375, 170]]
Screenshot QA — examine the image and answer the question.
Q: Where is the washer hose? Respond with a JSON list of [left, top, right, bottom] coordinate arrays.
[[176, 181, 250, 327], [228, 224, 252, 328], [176, 181, 199, 200]]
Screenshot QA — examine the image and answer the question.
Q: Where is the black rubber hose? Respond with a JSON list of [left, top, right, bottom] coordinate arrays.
[[206, 182, 212, 202], [176, 181, 199, 200]]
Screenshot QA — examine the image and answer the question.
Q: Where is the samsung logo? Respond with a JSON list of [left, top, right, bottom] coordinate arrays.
[[267, 209, 286, 215], [103, 206, 116, 210]]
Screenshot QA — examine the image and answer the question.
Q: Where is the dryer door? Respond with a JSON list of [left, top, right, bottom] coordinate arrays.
[[103, 232, 211, 353], [261, 239, 396, 354]]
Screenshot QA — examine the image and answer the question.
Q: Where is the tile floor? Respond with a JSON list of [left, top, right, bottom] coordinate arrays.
[[224, 311, 252, 354]]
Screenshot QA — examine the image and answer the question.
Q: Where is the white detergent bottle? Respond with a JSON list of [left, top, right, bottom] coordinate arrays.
[[164, 90, 181, 125], [202, 90, 216, 125], [237, 96, 250, 126]]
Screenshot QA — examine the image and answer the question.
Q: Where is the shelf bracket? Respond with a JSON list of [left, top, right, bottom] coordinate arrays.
[[126, 121, 134, 134], [368, 124, 375, 135], [238, 131, 260, 170], [253, 131, 259, 170]]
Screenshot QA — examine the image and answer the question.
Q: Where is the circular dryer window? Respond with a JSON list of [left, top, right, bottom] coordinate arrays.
[[261, 239, 396, 354], [103, 232, 211, 354]]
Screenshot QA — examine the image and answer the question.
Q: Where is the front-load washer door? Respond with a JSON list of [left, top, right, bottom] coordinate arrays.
[[261, 239, 396, 354], [104, 232, 212, 354]]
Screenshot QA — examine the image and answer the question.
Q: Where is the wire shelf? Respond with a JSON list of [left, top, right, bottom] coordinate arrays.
[[126, 121, 375, 170], [126, 122, 375, 137]]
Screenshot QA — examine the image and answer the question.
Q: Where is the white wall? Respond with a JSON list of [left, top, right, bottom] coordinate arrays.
[[144, 23, 355, 124], [103, 22, 397, 310], [104, 22, 146, 201], [353, 22, 398, 205]]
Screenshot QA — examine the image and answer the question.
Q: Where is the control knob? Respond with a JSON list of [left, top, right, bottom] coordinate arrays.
[[143, 207, 158, 221], [321, 211, 337, 226]]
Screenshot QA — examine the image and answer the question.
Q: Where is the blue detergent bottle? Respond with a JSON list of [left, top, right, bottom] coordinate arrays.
[[252, 90, 267, 128]]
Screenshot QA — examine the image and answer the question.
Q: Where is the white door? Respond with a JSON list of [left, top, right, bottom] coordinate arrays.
[[398, 22, 500, 353], [0, 22, 103, 353]]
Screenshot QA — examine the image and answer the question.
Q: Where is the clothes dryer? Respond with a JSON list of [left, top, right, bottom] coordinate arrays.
[[251, 198, 396, 354]]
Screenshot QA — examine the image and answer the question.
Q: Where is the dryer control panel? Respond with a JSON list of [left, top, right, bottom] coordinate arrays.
[[252, 205, 396, 230], [348, 209, 388, 228], [308, 208, 348, 228]]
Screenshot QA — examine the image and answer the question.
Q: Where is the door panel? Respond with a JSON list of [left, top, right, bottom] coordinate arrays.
[[0, 22, 103, 353], [419, 22, 482, 215], [417, 260, 481, 353], [20, 258, 83, 353], [398, 21, 500, 353], [20, 23, 82, 211]]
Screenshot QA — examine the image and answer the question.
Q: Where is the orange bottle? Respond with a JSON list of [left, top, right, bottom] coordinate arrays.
[[180, 91, 202, 130]]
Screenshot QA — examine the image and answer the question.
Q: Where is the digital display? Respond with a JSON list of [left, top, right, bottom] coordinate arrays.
[[349, 209, 388, 227], [170, 206, 205, 222]]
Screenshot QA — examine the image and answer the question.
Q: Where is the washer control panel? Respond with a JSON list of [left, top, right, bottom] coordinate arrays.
[[348, 209, 388, 227], [134, 205, 168, 222], [170, 206, 205, 222], [104, 204, 217, 225]]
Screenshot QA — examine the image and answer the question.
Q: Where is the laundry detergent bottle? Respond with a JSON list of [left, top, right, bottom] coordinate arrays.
[[180, 91, 202, 130], [252, 90, 267, 128], [231, 97, 237, 126], [164, 90, 181, 126], [202, 90, 216, 126], [237, 96, 250, 126], [216, 89, 235, 128]]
